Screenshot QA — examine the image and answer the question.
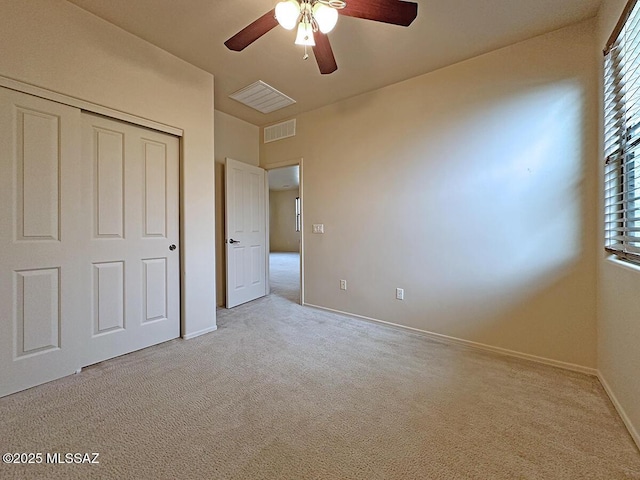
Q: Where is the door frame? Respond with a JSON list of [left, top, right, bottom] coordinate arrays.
[[265, 158, 304, 305], [0, 76, 186, 337]]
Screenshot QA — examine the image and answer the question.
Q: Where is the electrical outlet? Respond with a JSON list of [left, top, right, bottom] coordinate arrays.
[[396, 288, 404, 300], [340, 279, 347, 290]]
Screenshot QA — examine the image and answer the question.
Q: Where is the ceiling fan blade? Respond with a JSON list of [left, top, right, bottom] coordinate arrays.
[[312, 33, 338, 75], [224, 9, 279, 51], [340, 0, 418, 27]]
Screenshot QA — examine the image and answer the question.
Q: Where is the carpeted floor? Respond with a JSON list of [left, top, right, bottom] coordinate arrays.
[[268, 251, 301, 304], [1, 252, 639, 479]]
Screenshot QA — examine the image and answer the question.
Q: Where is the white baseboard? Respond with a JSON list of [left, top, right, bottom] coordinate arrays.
[[182, 325, 218, 340], [303, 303, 597, 376], [597, 372, 640, 452]]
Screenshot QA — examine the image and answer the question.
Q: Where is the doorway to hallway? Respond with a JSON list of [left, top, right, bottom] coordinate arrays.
[[269, 252, 300, 303], [267, 164, 301, 304]]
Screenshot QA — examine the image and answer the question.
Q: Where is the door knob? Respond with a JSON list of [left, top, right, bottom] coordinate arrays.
[[169, 244, 177, 251], [228, 239, 240, 244]]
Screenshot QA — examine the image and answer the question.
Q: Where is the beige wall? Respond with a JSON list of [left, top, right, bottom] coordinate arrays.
[[262, 20, 599, 369], [0, 0, 216, 337], [597, 0, 640, 447], [270, 189, 300, 252], [214, 110, 259, 306]]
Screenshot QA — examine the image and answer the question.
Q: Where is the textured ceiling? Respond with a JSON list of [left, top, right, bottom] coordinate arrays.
[[65, 0, 602, 127]]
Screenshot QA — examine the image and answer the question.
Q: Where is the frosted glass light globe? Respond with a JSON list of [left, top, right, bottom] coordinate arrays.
[[312, 3, 338, 34], [275, 1, 300, 30], [294, 21, 316, 46]]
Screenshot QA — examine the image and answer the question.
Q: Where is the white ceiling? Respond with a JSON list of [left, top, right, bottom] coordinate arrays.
[[65, 0, 602, 127], [269, 166, 300, 191]]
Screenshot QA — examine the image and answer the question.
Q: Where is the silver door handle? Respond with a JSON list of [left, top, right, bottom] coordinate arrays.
[[228, 239, 240, 244]]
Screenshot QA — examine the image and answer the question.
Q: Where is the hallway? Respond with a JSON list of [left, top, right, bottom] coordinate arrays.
[[268, 252, 300, 304]]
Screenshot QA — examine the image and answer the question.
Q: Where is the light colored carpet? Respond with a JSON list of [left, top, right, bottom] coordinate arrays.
[[269, 251, 301, 304], [1, 252, 639, 479]]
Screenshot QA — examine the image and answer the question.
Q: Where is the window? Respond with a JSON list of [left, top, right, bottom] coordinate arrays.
[[604, 0, 640, 264]]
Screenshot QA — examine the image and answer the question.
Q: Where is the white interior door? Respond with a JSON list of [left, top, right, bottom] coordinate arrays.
[[225, 158, 267, 308], [0, 88, 84, 396], [81, 113, 180, 366]]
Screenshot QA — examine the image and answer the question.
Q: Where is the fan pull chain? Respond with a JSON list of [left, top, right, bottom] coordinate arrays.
[[303, 45, 309, 60]]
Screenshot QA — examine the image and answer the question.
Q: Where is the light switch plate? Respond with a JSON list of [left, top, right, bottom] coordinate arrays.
[[312, 224, 324, 234]]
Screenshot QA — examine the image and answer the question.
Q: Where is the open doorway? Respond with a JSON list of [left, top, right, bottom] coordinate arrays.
[[268, 165, 301, 304]]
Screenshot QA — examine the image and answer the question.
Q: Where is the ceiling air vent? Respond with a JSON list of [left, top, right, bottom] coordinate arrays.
[[229, 80, 296, 114], [264, 119, 296, 144]]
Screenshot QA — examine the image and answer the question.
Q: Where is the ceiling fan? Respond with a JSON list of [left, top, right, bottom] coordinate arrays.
[[224, 0, 418, 75]]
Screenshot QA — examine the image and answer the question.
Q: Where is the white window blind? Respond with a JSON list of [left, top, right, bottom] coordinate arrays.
[[604, 0, 640, 264]]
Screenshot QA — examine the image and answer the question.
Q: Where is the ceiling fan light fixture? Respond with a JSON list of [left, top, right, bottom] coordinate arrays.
[[294, 21, 315, 46], [312, 3, 338, 34], [225, 0, 417, 75], [275, 0, 300, 30]]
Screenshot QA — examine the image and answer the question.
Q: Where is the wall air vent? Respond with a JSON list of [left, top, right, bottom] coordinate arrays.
[[229, 80, 296, 114], [264, 119, 296, 144]]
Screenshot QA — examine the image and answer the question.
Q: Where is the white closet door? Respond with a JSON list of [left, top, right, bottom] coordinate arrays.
[[0, 87, 84, 397], [0, 89, 181, 398], [81, 113, 180, 367]]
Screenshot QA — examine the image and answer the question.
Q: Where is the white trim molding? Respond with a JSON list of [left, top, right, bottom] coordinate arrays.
[[182, 325, 218, 340], [303, 303, 598, 376], [0, 75, 183, 137], [597, 372, 640, 452]]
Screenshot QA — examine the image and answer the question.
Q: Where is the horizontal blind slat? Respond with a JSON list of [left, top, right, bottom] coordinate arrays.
[[604, 1, 640, 265]]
